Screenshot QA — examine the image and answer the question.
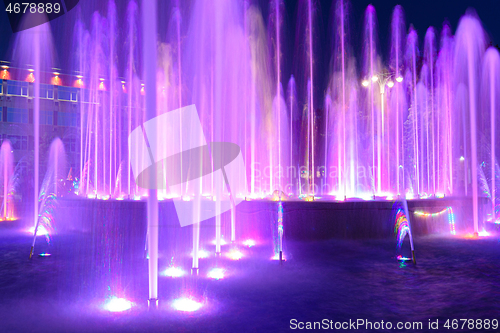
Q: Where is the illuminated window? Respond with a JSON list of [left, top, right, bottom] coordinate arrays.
[[0, 79, 3, 94], [58, 86, 77, 102], [40, 84, 54, 99], [6, 135, 28, 150], [7, 80, 28, 96], [65, 138, 78, 152]]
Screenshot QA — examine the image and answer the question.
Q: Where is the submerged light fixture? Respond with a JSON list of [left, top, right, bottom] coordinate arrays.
[[207, 268, 225, 280], [163, 266, 185, 278], [172, 298, 203, 312], [103, 296, 133, 312]]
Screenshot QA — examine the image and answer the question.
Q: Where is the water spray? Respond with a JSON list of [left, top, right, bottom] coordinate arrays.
[[402, 199, 416, 265], [278, 200, 284, 264]]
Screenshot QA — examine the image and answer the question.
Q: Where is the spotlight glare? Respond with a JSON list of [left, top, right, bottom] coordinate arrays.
[[396, 76, 403, 82], [163, 266, 185, 278], [28, 226, 48, 236], [387, 81, 394, 88], [371, 75, 378, 82], [207, 268, 225, 280], [103, 297, 133, 312], [361, 80, 369, 87], [172, 298, 202, 312], [478, 230, 490, 237], [212, 238, 227, 246], [192, 249, 209, 259], [243, 239, 256, 247], [227, 250, 243, 260]]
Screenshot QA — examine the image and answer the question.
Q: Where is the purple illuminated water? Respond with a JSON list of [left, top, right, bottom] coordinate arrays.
[[2, 0, 500, 324]]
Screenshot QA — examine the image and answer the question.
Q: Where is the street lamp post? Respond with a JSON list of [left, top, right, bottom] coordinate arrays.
[[362, 72, 403, 196]]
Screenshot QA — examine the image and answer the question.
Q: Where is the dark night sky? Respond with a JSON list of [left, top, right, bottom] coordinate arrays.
[[0, 0, 499, 80]]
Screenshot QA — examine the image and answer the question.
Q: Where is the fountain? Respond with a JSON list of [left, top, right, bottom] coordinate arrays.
[[0, 141, 15, 220], [1, 0, 499, 320]]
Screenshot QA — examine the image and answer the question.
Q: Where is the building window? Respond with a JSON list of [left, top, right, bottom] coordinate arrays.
[[7, 80, 28, 96], [40, 84, 54, 99], [40, 110, 53, 125], [65, 138, 78, 152], [58, 112, 77, 127], [0, 79, 3, 94], [19, 160, 27, 174], [58, 86, 77, 102], [7, 107, 28, 123], [6, 135, 28, 150]]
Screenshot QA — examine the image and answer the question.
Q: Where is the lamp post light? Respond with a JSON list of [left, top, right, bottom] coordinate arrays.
[[362, 72, 403, 195]]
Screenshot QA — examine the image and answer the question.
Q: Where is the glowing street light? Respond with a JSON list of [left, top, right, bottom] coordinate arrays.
[[361, 71, 401, 195]]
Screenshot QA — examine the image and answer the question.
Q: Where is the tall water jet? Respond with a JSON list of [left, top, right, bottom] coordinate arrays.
[[269, 0, 286, 195], [389, 5, 406, 196], [481, 47, 500, 222], [308, 0, 315, 196], [12, 13, 54, 255], [362, 5, 380, 195], [142, 0, 159, 306], [436, 24, 454, 195], [287, 76, 298, 195], [423, 27, 437, 195], [0, 141, 14, 220], [108, 1, 117, 196], [454, 12, 485, 234], [126, 0, 138, 197], [328, 0, 352, 197], [405, 27, 420, 196], [294, 0, 317, 196]]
